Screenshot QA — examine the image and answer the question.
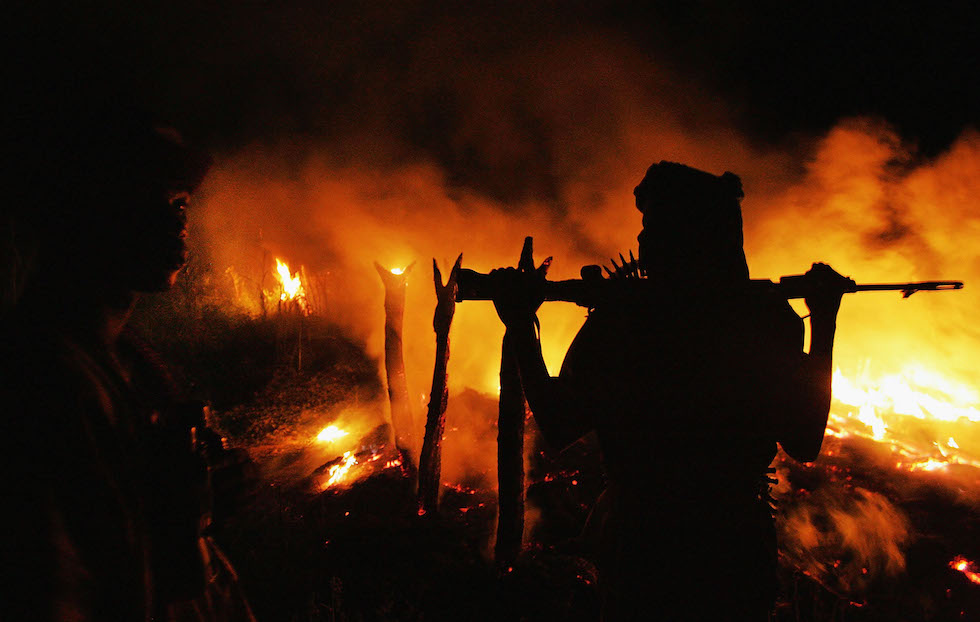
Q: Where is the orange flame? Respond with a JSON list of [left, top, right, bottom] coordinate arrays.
[[322, 451, 358, 489], [316, 425, 349, 443], [826, 364, 980, 471], [275, 258, 307, 309], [950, 556, 980, 585]]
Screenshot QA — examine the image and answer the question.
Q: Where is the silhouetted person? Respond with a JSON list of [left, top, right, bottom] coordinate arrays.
[[1, 96, 254, 620], [490, 162, 847, 620]]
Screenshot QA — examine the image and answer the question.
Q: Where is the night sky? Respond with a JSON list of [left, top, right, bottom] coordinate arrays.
[[10, 1, 978, 202]]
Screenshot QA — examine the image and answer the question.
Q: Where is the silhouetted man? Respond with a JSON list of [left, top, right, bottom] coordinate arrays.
[[1, 96, 254, 620], [490, 162, 846, 620]]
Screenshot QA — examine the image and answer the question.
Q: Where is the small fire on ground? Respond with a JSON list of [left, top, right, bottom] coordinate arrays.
[[311, 424, 404, 491], [950, 556, 980, 585], [316, 449, 404, 491]]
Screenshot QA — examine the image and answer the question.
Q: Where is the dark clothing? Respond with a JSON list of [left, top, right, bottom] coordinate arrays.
[[3, 327, 152, 619], [1, 317, 241, 621], [552, 283, 803, 619]]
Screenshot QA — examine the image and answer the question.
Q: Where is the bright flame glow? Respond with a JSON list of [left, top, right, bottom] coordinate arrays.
[[275, 258, 306, 302], [323, 451, 358, 489], [827, 363, 980, 471], [316, 425, 349, 443], [905, 459, 949, 473], [950, 556, 980, 585], [390, 267, 405, 275]]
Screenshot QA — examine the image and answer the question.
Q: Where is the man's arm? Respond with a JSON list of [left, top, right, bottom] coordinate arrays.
[[778, 263, 846, 462], [491, 262, 594, 451], [502, 318, 594, 451]]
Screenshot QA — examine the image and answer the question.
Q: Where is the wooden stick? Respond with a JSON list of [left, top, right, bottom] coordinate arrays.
[[495, 334, 526, 566], [375, 261, 418, 463], [495, 237, 548, 566], [417, 255, 462, 515]]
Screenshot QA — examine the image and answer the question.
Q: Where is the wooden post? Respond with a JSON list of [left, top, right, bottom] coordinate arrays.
[[495, 237, 549, 567], [375, 261, 418, 463], [496, 336, 526, 566], [417, 255, 462, 515]]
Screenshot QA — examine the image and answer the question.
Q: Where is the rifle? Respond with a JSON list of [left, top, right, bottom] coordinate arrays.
[[456, 266, 963, 308]]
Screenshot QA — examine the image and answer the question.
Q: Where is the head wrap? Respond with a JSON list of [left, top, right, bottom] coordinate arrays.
[[633, 161, 749, 281]]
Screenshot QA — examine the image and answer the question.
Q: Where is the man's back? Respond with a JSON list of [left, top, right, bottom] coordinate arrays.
[[558, 284, 803, 619]]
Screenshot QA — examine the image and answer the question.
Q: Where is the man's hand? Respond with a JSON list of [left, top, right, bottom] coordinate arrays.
[[490, 237, 551, 328], [804, 262, 853, 323]]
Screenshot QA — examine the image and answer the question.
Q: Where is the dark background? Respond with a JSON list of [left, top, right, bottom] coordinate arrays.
[[9, 1, 978, 200]]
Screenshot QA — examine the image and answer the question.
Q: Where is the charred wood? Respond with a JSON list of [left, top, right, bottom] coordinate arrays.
[[418, 255, 462, 515], [375, 262, 419, 464]]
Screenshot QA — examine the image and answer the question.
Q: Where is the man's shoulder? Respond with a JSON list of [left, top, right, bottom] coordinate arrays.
[[749, 285, 802, 316], [739, 286, 804, 351]]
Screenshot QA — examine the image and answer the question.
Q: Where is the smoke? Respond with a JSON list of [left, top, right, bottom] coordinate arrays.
[[186, 20, 809, 487], [778, 486, 912, 596], [183, 6, 980, 494], [747, 122, 980, 394]]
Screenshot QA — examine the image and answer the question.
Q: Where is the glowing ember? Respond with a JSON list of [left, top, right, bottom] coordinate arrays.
[[950, 556, 980, 585], [323, 451, 358, 489], [316, 425, 349, 443], [275, 258, 306, 303]]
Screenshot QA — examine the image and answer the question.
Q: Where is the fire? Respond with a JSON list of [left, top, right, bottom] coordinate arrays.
[[950, 556, 980, 585], [275, 258, 306, 303], [905, 458, 950, 472], [323, 451, 358, 489], [316, 425, 349, 443], [390, 267, 405, 275], [827, 364, 980, 470], [316, 449, 405, 492]]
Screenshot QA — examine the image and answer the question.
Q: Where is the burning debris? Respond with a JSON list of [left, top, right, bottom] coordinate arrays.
[[950, 557, 980, 586]]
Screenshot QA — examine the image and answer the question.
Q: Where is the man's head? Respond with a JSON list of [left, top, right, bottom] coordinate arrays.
[[16, 100, 210, 295], [633, 161, 749, 283]]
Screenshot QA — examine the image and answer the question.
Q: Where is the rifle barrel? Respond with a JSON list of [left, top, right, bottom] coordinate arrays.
[[456, 268, 964, 307], [854, 281, 963, 292], [774, 276, 964, 299], [853, 281, 963, 298]]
